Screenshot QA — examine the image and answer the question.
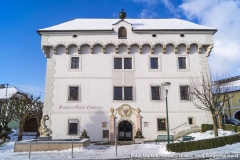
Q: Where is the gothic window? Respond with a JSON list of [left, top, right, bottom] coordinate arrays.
[[118, 27, 127, 39]]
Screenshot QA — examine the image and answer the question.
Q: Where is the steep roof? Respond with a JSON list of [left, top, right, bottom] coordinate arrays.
[[38, 18, 217, 32], [0, 87, 25, 99]]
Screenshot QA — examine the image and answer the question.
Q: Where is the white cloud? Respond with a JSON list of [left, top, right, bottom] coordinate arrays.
[[161, 0, 178, 15], [138, 9, 159, 18], [132, 0, 159, 6], [180, 0, 240, 76]]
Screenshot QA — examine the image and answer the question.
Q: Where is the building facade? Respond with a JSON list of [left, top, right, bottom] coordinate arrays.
[[38, 14, 217, 142]]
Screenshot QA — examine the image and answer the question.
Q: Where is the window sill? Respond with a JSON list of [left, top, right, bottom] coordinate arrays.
[[180, 100, 191, 103], [177, 69, 189, 72], [67, 100, 80, 103], [69, 69, 81, 72]]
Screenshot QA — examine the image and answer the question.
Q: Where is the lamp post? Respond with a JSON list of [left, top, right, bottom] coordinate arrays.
[[161, 82, 171, 145]]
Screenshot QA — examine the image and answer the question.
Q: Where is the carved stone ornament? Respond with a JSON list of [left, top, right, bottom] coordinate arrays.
[[38, 115, 52, 137], [118, 104, 133, 117], [110, 104, 142, 117]]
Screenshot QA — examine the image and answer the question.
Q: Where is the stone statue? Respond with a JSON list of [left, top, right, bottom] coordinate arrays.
[[80, 130, 89, 138], [39, 115, 52, 136]]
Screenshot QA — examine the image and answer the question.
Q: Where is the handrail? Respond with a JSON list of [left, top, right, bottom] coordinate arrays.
[[171, 122, 187, 131]]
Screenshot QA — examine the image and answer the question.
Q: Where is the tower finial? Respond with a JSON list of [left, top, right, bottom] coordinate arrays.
[[119, 9, 126, 20]]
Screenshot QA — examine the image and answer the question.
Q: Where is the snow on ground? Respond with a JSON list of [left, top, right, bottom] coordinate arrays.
[[0, 129, 240, 159]]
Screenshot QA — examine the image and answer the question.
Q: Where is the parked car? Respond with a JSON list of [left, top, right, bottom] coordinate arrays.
[[222, 118, 240, 126]]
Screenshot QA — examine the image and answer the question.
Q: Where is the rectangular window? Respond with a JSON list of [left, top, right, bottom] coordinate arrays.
[[180, 86, 190, 100], [68, 119, 78, 135], [114, 87, 122, 100], [68, 86, 78, 101], [188, 117, 193, 125], [151, 86, 161, 100], [150, 58, 158, 69], [114, 58, 122, 69], [124, 58, 132, 69], [103, 130, 109, 138], [113, 86, 133, 100], [157, 118, 166, 131], [71, 57, 79, 69], [178, 57, 186, 69]]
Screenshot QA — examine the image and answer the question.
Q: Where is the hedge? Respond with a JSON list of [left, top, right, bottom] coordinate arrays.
[[201, 124, 213, 132], [201, 124, 240, 133], [167, 133, 240, 152]]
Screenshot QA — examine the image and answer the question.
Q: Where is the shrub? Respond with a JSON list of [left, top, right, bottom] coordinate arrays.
[[223, 124, 237, 132], [167, 133, 240, 152], [201, 124, 213, 132], [236, 126, 240, 133]]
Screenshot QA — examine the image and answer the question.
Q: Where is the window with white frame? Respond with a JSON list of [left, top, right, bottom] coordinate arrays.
[[180, 85, 190, 100], [114, 57, 132, 69], [151, 86, 161, 100], [71, 57, 79, 69], [68, 86, 79, 101], [157, 118, 166, 131], [68, 119, 79, 135], [150, 57, 158, 69], [178, 57, 186, 69], [113, 86, 133, 100]]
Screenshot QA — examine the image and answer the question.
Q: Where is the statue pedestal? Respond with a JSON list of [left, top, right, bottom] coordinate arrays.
[[38, 136, 52, 141]]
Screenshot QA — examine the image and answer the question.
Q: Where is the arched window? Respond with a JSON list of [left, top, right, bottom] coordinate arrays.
[[118, 27, 127, 39]]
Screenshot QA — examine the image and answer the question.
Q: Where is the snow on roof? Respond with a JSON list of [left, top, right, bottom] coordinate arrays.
[[0, 87, 25, 99], [38, 18, 216, 31]]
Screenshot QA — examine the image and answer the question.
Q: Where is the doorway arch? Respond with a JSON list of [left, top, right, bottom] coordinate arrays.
[[118, 121, 132, 141], [234, 111, 240, 120]]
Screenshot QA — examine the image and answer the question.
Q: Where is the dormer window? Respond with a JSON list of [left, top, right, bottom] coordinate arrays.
[[118, 27, 127, 39]]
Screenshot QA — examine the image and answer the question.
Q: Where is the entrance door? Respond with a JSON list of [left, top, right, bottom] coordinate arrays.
[[118, 121, 132, 141]]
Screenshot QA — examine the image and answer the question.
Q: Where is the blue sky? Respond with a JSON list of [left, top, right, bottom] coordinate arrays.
[[1, 0, 240, 100]]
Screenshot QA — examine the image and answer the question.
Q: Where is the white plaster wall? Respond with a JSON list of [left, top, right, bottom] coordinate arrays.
[[41, 20, 214, 141]]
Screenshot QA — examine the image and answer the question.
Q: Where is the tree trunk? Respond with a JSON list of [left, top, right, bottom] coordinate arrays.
[[228, 99, 231, 118], [17, 120, 25, 141], [218, 113, 223, 129], [3, 122, 8, 131], [212, 115, 218, 137]]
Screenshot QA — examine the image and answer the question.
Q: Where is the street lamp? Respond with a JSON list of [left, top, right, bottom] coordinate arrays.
[[161, 82, 171, 145]]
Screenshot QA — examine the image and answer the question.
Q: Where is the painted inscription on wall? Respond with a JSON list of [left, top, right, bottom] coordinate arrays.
[[59, 105, 103, 109]]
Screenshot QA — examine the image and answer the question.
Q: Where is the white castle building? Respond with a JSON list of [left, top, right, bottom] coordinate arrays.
[[37, 11, 217, 142]]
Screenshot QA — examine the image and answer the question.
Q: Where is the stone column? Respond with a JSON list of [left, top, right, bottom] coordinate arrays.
[[136, 115, 141, 131], [109, 116, 115, 142]]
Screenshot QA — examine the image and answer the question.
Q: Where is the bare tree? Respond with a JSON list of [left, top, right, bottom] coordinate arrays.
[[0, 98, 17, 131], [189, 71, 234, 137], [14, 95, 43, 141]]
